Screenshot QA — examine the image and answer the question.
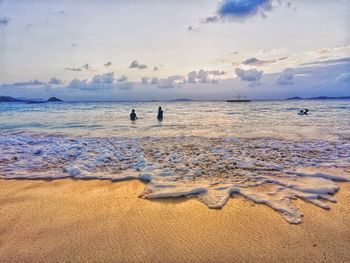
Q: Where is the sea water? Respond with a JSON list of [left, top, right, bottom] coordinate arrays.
[[1, 100, 349, 223]]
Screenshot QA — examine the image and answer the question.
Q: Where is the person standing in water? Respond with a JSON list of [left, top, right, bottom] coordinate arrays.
[[157, 106, 163, 121], [299, 109, 309, 115], [130, 109, 138, 121]]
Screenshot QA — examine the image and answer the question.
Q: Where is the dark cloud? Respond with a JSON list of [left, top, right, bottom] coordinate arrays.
[[242, 57, 276, 66], [129, 60, 147, 70], [104, 62, 112, 67], [235, 68, 263, 82], [187, 25, 200, 31], [203, 0, 278, 23], [141, 77, 150, 84], [317, 48, 331, 54], [150, 77, 158, 84], [201, 16, 219, 24], [65, 67, 82, 72], [276, 68, 294, 85], [207, 70, 226, 75], [65, 63, 90, 72], [117, 75, 128, 82], [141, 76, 158, 85], [82, 64, 89, 70], [48, 77, 63, 85], [12, 80, 47, 86], [0, 17, 9, 26], [219, 0, 273, 18]]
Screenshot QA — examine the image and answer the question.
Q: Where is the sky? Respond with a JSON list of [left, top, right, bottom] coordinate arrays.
[[0, 0, 349, 101]]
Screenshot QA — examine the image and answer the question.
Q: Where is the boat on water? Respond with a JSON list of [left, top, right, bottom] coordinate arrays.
[[227, 95, 251, 102]]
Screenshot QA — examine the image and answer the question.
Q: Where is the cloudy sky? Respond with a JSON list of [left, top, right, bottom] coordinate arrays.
[[0, 0, 349, 101]]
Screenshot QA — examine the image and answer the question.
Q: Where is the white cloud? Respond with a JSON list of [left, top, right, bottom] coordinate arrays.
[[187, 69, 222, 83], [91, 72, 115, 84], [140, 76, 159, 85], [235, 68, 263, 82], [67, 79, 89, 90], [197, 69, 209, 83], [157, 75, 186, 89], [187, 71, 197, 83], [67, 72, 133, 91]]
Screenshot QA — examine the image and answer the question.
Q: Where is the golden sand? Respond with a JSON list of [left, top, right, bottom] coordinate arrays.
[[0, 179, 350, 262]]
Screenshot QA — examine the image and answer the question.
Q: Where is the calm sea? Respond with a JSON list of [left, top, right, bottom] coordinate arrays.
[[0, 100, 349, 140]]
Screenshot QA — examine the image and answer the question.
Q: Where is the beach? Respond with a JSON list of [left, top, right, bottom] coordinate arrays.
[[1, 178, 350, 263], [1, 100, 350, 262]]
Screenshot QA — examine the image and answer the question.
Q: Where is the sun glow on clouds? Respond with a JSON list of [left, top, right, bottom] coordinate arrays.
[[0, 0, 349, 100]]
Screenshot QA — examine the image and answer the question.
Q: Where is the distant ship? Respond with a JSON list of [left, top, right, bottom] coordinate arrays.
[[227, 95, 251, 102]]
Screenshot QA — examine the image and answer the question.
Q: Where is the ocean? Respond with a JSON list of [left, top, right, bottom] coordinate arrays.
[[0, 100, 349, 140], [1, 100, 349, 223]]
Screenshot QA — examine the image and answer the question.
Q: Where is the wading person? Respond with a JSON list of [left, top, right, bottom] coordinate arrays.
[[157, 106, 163, 121], [130, 109, 138, 121]]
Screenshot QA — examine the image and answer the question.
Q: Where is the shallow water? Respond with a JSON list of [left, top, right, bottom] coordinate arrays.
[[1, 100, 349, 140], [0, 100, 350, 223]]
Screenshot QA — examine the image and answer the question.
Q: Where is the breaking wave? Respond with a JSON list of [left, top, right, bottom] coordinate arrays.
[[1, 133, 349, 224]]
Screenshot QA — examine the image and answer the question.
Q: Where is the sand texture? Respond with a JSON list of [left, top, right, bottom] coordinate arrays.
[[1, 179, 350, 263]]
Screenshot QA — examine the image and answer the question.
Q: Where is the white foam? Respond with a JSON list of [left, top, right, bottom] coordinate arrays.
[[1, 134, 349, 224]]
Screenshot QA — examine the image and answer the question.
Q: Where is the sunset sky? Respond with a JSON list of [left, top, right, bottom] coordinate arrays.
[[0, 0, 349, 100]]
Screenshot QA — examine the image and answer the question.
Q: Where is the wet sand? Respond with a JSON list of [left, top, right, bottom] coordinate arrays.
[[0, 179, 350, 262]]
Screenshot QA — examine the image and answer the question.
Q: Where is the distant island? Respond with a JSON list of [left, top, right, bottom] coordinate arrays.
[[0, 96, 63, 103], [170, 98, 193, 102], [47, 97, 63, 102], [286, 96, 350, 100], [286, 96, 303, 100]]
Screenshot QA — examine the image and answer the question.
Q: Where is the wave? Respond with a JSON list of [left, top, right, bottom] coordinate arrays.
[[0, 134, 349, 224]]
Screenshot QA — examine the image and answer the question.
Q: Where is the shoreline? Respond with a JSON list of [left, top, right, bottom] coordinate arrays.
[[1, 178, 350, 262]]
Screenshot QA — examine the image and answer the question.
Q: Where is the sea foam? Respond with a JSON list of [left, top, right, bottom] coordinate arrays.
[[0, 134, 349, 224]]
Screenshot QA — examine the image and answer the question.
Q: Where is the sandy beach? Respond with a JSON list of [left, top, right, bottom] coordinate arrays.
[[0, 178, 349, 263]]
